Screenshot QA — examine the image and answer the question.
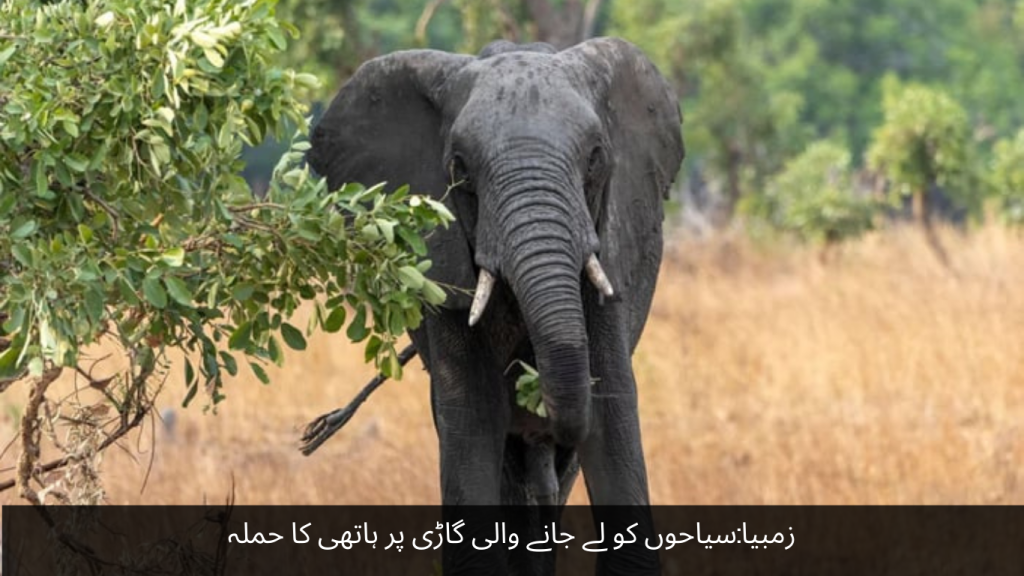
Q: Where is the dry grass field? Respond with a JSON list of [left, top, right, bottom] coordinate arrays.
[[2, 224, 1024, 505]]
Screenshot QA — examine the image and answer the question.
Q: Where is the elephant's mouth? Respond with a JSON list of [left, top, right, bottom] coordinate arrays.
[[467, 253, 614, 327]]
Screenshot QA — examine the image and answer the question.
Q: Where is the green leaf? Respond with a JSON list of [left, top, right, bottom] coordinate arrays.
[[164, 276, 193, 305], [364, 335, 382, 363], [63, 120, 80, 139], [11, 245, 33, 267], [64, 153, 88, 172], [228, 321, 252, 350], [0, 45, 16, 67], [422, 281, 447, 307], [397, 265, 426, 290], [387, 307, 405, 336], [346, 305, 369, 342], [360, 223, 380, 241], [424, 198, 455, 221], [396, 227, 427, 255], [280, 323, 307, 351], [232, 283, 255, 301], [0, 338, 26, 379], [28, 357, 44, 377], [268, 335, 284, 366], [118, 277, 140, 306], [376, 219, 396, 243], [323, 306, 347, 333], [142, 277, 168, 308], [267, 26, 287, 51], [381, 348, 402, 379], [161, 247, 185, 267], [182, 380, 199, 407], [203, 46, 224, 68], [33, 161, 47, 198], [11, 219, 38, 240], [250, 362, 270, 385], [84, 289, 105, 322], [219, 351, 238, 376], [184, 358, 196, 388], [3, 307, 25, 333]]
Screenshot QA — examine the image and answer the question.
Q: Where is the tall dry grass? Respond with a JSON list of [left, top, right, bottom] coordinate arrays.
[[2, 224, 1023, 505]]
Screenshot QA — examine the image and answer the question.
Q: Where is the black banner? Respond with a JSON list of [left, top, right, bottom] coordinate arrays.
[[3, 506, 1022, 575]]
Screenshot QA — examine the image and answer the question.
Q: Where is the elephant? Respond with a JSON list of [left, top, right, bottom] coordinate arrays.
[[306, 37, 684, 575]]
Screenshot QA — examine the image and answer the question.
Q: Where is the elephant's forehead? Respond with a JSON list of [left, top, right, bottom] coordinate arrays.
[[450, 57, 594, 134], [462, 52, 580, 98]]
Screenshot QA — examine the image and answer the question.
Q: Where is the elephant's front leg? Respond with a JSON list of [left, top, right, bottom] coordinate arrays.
[[431, 362, 509, 503], [579, 302, 660, 575], [421, 314, 510, 574]]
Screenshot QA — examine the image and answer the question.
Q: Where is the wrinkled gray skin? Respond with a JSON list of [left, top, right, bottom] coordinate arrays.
[[307, 38, 684, 575]]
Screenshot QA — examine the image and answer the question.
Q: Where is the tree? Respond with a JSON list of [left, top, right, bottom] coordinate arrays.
[[522, 0, 604, 49], [612, 0, 804, 226], [991, 128, 1024, 225], [866, 80, 977, 264], [756, 141, 878, 250], [0, 0, 451, 504]]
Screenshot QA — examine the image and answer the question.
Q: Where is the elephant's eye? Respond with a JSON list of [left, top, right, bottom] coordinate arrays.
[[587, 146, 606, 178], [449, 155, 471, 189]]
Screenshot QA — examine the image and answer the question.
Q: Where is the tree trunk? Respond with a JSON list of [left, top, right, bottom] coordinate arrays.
[[523, 0, 603, 49], [711, 142, 743, 227], [915, 186, 951, 268]]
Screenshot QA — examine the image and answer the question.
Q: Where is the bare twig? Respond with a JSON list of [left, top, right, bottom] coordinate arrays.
[[1, 359, 155, 494], [0, 403, 149, 493], [138, 365, 171, 495], [81, 184, 121, 239], [182, 233, 222, 252], [228, 202, 286, 213], [299, 344, 417, 455], [73, 353, 116, 390]]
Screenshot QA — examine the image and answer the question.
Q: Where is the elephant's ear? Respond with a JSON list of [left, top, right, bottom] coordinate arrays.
[[307, 50, 477, 309], [565, 38, 685, 346]]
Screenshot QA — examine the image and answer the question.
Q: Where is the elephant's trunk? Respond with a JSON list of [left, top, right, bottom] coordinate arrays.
[[496, 183, 595, 447]]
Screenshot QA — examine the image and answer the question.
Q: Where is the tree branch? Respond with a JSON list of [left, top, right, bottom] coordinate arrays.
[[81, 184, 121, 239], [415, 0, 447, 47], [581, 0, 603, 40], [16, 366, 62, 504], [1, 360, 155, 495], [299, 344, 417, 455], [228, 202, 286, 213]]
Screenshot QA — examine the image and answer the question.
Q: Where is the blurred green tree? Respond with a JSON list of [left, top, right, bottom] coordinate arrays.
[[612, 0, 804, 225], [867, 80, 977, 263], [757, 141, 878, 247], [991, 129, 1024, 225]]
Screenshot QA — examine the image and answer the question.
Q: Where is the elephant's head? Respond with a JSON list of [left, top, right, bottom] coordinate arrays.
[[307, 38, 684, 446]]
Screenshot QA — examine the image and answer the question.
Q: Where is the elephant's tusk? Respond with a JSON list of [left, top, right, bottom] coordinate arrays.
[[585, 254, 615, 298], [468, 269, 496, 327]]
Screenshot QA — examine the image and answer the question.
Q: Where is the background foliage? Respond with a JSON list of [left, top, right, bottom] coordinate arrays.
[[271, 0, 1024, 239]]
